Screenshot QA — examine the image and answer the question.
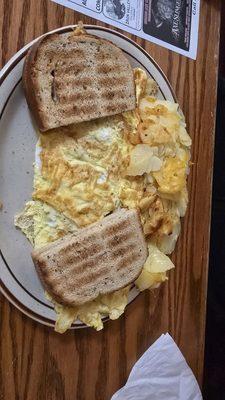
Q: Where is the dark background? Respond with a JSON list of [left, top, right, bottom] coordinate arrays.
[[203, 2, 225, 398]]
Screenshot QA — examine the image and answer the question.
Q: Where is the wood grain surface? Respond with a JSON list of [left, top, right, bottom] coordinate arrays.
[[0, 1, 221, 399]]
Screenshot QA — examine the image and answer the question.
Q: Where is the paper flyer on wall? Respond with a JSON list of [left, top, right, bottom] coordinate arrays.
[[51, 0, 200, 59]]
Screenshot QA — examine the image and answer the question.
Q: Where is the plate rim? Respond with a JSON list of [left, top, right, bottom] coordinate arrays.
[[0, 24, 176, 330]]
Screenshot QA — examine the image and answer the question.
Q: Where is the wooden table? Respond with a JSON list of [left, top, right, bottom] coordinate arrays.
[[0, 1, 221, 399]]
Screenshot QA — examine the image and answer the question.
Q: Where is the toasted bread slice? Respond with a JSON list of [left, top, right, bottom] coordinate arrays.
[[23, 30, 136, 131], [32, 209, 148, 306]]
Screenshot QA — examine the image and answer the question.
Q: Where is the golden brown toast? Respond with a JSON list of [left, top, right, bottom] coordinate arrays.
[[32, 209, 148, 306], [23, 30, 136, 131]]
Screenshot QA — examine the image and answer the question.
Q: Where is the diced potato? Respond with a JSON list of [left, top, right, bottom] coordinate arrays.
[[126, 144, 162, 176]]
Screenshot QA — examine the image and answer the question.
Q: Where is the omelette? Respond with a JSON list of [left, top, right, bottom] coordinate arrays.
[[15, 68, 192, 333]]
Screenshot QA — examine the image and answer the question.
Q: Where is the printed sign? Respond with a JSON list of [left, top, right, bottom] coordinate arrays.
[[52, 0, 200, 59]]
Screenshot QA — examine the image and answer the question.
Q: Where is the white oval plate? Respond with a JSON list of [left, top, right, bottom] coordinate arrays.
[[0, 25, 176, 329]]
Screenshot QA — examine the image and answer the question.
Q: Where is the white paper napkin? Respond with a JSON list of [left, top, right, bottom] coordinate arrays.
[[111, 333, 202, 400]]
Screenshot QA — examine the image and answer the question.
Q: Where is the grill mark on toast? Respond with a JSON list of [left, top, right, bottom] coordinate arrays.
[[111, 244, 135, 260], [95, 49, 121, 61], [58, 242, 102, 258], [70, 266, 109, 288], [45, 240, 138, 284], [44, 48, 85, 60], [55, 77, 91, 90], [62, 244, 102, 259], [96, 52, 112, 61], [96, 64, 122, 74], [37, 242, 137, 280], [117, 253, 140, 270], [57, 104, 97, 117], [59, 251, 109, 277], [103, 220, 129, 237], [58, 92, 94, 104], [57, 242, 136, 280], [98, 76, 127, 87], [107, 232, 133, 248], [102, 90, 125, 101], [105, 103, 130, 113], [55, 64, 86, 76]]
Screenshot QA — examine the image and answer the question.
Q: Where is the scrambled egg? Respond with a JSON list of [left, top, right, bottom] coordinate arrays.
[[46, 286, 130, 333], [33, 117, 133, 227], [15, 68, 191, 333], [15, 200, 78, 247]]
